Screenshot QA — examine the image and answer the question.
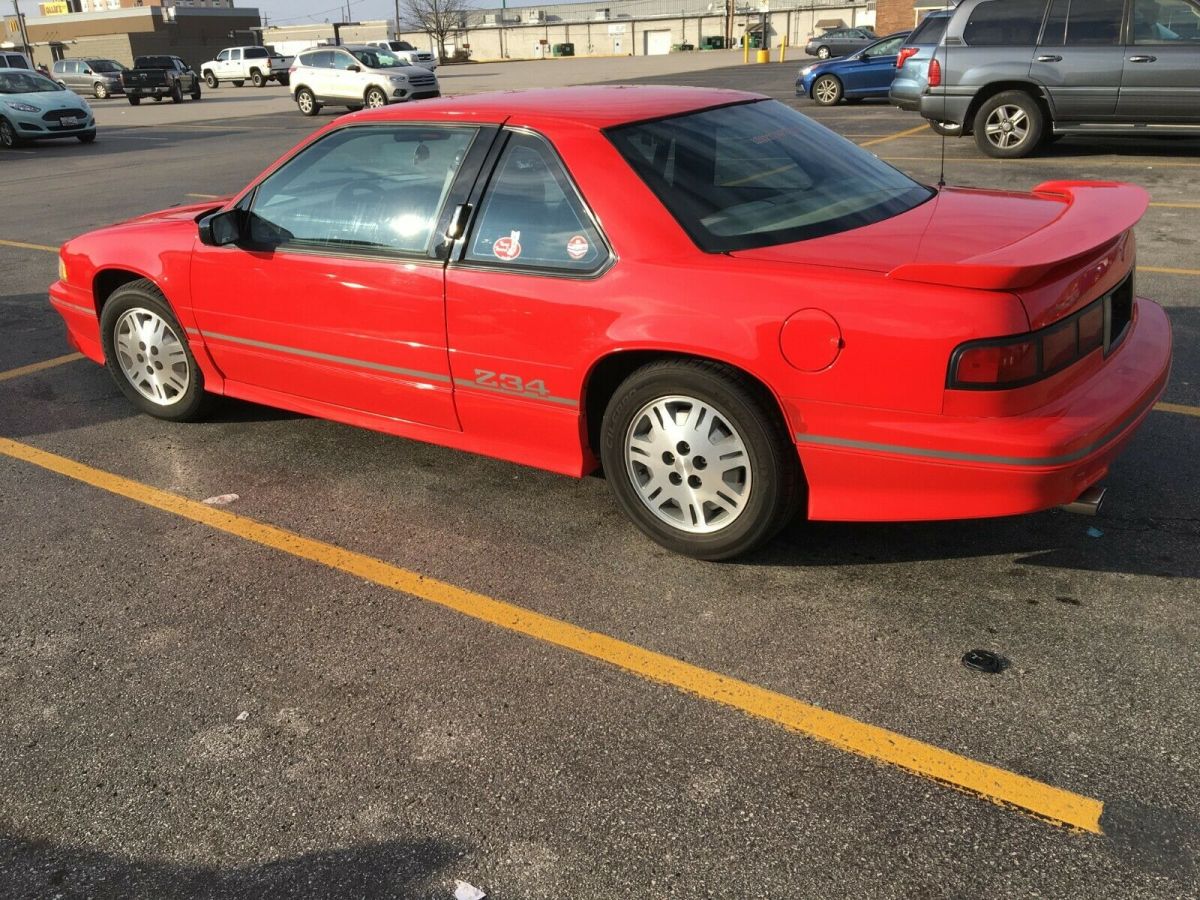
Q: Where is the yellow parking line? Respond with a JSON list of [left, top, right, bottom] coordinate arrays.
[[1157, 402, 1200, 418], [881, 155, 1200, 168], [0, 353, 84, 383], [0, 238, 58, 253], [185, 193, 221, 200], [1149, 202, 1200, 209], [1139, 265, 1200, 277], [858, 125, 929, 148], [0, 435, 1104, 833]]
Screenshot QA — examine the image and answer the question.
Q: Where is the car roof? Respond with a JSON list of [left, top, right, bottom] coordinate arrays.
[[348, 85, 765, 130]]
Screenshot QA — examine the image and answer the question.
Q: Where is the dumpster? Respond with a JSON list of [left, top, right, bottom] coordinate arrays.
[[552, 42, 575, 56], [700, 35, 725, 50]]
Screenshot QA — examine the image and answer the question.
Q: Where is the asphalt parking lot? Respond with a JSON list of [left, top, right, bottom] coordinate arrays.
[[2, 57, 1198, 898]]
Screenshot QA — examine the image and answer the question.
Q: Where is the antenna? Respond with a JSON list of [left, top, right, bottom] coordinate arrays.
[[937, 0, 950, 190]]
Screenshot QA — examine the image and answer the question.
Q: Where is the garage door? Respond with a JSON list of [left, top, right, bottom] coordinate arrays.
[[644, 30, 672, 55]]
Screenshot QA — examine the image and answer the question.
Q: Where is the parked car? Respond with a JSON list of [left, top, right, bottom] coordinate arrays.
[[363, 40, 438, 69], [916, 0, 1200, 157], [0, 50, 32, 70], [200, 46, 292, 88], [890, 8, 955, 132], [122, 56, 201, 105], [0, 69, 95, 148], [797, 31, 910, 105], [804, 27, 878, 60], [49, 86, 1171, 558], [52, 58, 126, 99], [289, 45, 440, 116]]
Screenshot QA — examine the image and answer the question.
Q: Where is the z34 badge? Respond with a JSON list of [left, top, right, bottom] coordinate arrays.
[[473, 369, 551, 397]]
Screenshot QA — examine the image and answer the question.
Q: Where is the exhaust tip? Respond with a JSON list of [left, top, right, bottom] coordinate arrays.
[[1061, 485, 1106, 517]]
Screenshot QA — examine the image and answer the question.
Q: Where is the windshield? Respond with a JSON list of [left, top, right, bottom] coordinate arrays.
[[0, 71, 63, 94], [351, 48, 406, 68], [607, 99, 933, 252]]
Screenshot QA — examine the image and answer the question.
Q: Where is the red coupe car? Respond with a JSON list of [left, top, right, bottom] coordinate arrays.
[[49, 87, 1171, 558]]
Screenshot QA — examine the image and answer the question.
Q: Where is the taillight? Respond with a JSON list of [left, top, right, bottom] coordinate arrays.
[[897, 46, 918, 68], [948, 275, 1132, 390], [927, 58, 942, 87]]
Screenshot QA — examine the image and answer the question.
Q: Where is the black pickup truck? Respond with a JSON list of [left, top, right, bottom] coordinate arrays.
[[121, 56, 202, 105]]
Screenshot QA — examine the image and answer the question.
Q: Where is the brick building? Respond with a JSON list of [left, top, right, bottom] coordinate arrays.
[[874, 0, 958, 35]]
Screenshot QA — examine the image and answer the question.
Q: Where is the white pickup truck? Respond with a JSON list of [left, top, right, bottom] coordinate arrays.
[[200, 46, 293, 88], [363, 40, 438, 70]]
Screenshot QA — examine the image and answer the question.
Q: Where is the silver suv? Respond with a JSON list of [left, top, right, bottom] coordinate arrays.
[[913, 0, 1200, 158], [290, 44, 440, 116]]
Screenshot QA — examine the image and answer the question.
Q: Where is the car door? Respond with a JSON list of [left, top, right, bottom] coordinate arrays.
[[298, 51, 333, 95], [190, 123, 491, 429], [326, 49, 361, 99], [842, 34, 905, 94], [224, 48, 241, 80], [212, 49, 230, 78], [1032, 0, 1125, 120], [443, 130, 613, 458], [1118, 0, 1200, 121]]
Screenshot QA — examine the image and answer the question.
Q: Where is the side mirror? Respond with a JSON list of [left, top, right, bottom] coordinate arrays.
[[347, 64, 361, 72], [198, 209, 243, 247]]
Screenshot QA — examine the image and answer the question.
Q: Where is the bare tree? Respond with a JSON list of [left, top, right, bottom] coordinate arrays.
[[401, 0, 474, 63]]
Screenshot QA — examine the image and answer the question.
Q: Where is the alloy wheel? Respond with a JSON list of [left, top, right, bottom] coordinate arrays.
[[112, 307, 191, 406], [984, 104, 1029, 151]]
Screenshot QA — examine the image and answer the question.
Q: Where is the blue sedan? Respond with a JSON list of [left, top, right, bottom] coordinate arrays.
[[796, 31, 909, 106]]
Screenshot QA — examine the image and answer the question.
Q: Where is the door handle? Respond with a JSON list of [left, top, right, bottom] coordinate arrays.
[[1127, 55, 1158, 62], [1035, 54, 1062, 62]]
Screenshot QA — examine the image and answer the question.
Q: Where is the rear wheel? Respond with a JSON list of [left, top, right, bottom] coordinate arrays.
[[816, 45, 831, 59], [811, 75, 843, 106], [0, 117, 22, 149], [93, 81, 109, 99], [599, 360, 801, 560], [973, 90, 1043, 159], [152, 95, 162, 102], [365, 86, 388, 109], [100, 281, 210, 422], [928, 120, 961, 137], [295, 87, 320, 116], [127, 95, 141, 106], [277, 75, 290, 87], [251, 68, 265, 87], [204, 70, 218, 88]]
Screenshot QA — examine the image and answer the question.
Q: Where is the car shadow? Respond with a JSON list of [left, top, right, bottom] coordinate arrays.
[[0, 831, 467, 899]]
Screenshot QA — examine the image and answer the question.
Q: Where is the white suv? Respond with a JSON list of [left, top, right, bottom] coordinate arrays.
[[363, 40, 437, 70], [290, 45, 440, 116]]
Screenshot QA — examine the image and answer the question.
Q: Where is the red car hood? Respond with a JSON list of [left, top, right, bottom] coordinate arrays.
[[731, 181, 1148, 292], [123, 199, 229, 226]]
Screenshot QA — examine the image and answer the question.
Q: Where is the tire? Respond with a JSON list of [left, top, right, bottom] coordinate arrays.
[[77, 132, 96, 144], [93, 81, 109, 99], [277, 75, 290, 87], [928, 120, 961, 137], [973, 90, 1044, 159], [345, 104, 363, 112], [251, 68, 265, 88], [128, 95, 141, 106], [811, 75, 843, 106], [0, 117, 22, 149], [232, 79, 244, 87], [816, 46, 831, 59], [152, 95, 162, 102], [191, 83, 202, 100], [364, 86, 388, 109], [99, 280, 210, 422], [599, 360, 801, 560], [170, 82, 183, 104], [295, 87, 320, 116], [204, 70, 218, 88]]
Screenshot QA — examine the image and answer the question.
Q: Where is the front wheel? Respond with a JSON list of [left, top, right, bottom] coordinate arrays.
[[973, 90, 1044, 159], [100, 280, 210, 422], [599, 360, 802, 560], [93, 81, 109, 99], [77, 132, 96, 144], [816, 46, 831, 59], [295, 87, 320, 116], [364, 87, 388, 109], [0, 117, 22, 149], [204, 71, 218, 88], [191, 83, 202, 100], [811, 75, 842, 106]]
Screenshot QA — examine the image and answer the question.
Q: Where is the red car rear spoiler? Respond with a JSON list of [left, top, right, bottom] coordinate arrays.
[[887, 181, 1149, 291]]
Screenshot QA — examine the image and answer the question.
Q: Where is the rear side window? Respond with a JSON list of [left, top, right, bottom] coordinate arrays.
[[465, 131, 607, 273], [908, 13, 950, 45], [963, 0, 1048, 45], [300, 51, 333, 68], [246, 48, 269, 59], [1132, 0, 1200, 42], [1044, 0, 1125, 45]]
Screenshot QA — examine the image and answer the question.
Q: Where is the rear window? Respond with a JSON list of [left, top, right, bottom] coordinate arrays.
[[245, 48, 269, 59], [607, 100, 933, 253], [908, 12, 950, 45], [963, 0, 1048, 46]]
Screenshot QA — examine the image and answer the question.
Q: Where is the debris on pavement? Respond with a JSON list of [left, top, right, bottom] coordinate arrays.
[[235, 711, 249, 722], [1086, 526, 1104, 538], [961, 649, 1009, 674], [202, 493, 240, 506], [453, 880, 487, 900]]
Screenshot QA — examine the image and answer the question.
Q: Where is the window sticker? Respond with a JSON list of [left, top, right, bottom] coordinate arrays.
[[566, 234, 590, 260], [493, 230, 522, 261]]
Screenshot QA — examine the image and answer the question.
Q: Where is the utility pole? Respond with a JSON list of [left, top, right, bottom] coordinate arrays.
[[11, 0, 33, 59], [394, 0, 401, 39]]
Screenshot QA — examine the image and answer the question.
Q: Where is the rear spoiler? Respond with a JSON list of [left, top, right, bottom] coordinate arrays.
[[887, 181, 1148, 290]]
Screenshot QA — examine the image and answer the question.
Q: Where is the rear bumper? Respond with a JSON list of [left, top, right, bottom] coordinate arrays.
[[889, 78, 922, 110], [790, 298, 1172, 522], [920, 91, 972, 126]]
